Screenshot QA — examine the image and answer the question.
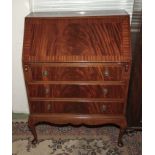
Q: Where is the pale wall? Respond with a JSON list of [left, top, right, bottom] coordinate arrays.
[[12, 0, 30, 113]]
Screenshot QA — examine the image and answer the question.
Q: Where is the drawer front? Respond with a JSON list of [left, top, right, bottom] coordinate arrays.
[[26, 63, 124, 82], [30, 101, 124, 114], [28, 84, 125, 99]]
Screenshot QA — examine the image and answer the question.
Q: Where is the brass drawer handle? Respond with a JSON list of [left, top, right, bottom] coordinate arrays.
[[24, 65, 28, 72], [102, 88, 108, 96], [125, 64, 129, 72], [101, 104, 107, 112], [42, 70, 48, 77], [45, 88, 50, 94], [104, 69, 109, 77], [47, 103, 51, 111]]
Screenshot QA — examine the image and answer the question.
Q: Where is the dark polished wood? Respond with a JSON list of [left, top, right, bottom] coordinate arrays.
[[30, 101, 124, 114], [28, 84, 125, 98], [23, 12, 131, 62], [22, 10, 131, 146], [28, 63, 124, 82]]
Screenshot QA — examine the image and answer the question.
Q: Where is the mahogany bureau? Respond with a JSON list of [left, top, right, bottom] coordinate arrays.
[[22, 10, 131, 146]]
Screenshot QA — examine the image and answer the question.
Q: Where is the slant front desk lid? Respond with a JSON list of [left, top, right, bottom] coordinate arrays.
[[23, 10, 131, 62]]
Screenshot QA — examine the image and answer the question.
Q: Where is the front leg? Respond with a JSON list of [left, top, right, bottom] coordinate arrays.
[[117, 118, 127, 147], [28, 117, 38, 145], [118, 128, 126, 147]]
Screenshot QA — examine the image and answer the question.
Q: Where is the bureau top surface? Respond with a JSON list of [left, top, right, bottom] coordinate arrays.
[[27, 10, 128, 18], [23, 10, 131, 63]]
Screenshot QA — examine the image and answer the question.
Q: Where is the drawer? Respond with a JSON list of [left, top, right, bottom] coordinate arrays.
[[28, 84, 125, 99], [30, 101, 124, 114], [25, 63, 124, 82]]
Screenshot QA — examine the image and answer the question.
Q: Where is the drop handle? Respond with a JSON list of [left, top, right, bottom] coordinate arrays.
[[102, 88, 108, 96], [42, 70, 48, 77], [47, 103, 51, 111], [125, 64, 129, 72], [101, 104, 107, 112], [24, 65, 28, 72], [45, 88, 50, 94], [104, 69, 109, 77]]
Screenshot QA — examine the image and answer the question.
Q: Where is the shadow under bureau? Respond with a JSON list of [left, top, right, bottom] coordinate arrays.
[[22, 10, 132, 147]]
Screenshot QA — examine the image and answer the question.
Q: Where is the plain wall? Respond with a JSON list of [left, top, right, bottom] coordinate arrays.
[[12, 0, 30, 113]]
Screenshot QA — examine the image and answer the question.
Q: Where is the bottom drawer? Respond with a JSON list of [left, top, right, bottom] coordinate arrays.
[[30, 101, 124, 114]]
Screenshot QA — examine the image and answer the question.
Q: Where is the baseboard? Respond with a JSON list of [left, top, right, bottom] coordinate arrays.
[[12, 113, 28, 122]]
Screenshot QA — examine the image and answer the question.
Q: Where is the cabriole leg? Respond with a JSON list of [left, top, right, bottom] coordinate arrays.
[[28, 118, 38, 145], [118, 128, 126, 147]]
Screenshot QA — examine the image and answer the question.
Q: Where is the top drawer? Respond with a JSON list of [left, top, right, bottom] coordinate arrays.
[[24, 63, 127, 82]]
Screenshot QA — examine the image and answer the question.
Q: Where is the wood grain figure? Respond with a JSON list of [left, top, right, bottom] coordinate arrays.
[[22, 10, 131, 146]]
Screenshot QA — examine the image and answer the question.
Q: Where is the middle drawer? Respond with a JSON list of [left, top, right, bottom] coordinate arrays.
[[28, 84, 125, 99]]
